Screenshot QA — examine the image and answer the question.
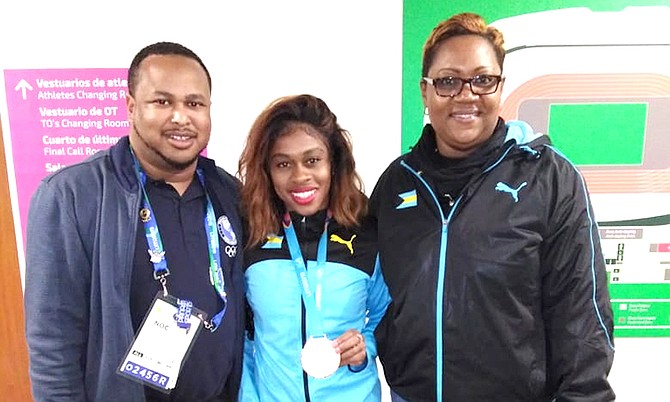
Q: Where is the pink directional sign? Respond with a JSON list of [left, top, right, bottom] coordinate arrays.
[[4, 68, 128, 246]]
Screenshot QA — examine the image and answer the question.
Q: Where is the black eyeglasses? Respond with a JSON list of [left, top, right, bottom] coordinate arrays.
[[422, 74, 503, 97]]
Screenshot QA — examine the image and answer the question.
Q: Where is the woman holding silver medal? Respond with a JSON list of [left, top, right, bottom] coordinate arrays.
[[237, 94, 390, 401]]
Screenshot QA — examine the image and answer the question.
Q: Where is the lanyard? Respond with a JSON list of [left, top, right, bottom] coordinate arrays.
[[282, 211, 330, 336], [132, 152, 227, 332]]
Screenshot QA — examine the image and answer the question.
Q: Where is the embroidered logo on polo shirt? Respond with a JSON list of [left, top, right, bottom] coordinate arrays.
[[217, 215, 238, 258], [330, 234, 357, 255], [217, 215, 238, 245], [396, 189, 417, 209]]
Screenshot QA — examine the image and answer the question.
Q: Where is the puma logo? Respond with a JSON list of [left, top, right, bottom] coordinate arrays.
[[330, 234, 357, 255], [495, 181, 527, 203]]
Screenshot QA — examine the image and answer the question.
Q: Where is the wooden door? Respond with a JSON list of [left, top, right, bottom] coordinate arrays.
[[0, 118, 33, 400]]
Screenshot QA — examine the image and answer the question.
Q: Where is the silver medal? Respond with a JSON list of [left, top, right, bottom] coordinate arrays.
[[301, 336, 340, 379]]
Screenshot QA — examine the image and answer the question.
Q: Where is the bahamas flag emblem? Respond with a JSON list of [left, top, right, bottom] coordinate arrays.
[[396, 189, 417, 209], [261, 235, 283, 249]]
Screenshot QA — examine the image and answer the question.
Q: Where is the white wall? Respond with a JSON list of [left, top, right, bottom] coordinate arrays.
[[1, 1, 666, 401], [0, 0, 402, 190]]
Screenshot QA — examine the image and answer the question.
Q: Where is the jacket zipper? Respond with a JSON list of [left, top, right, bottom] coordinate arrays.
[[301, 301, 311, 401], [299, 215, 312, 401]]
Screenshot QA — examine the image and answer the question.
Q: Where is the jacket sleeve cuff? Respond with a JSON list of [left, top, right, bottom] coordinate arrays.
[[347, 356, 369, 373]]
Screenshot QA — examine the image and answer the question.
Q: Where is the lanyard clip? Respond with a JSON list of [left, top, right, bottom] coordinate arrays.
[[154, 271, 170, 297]]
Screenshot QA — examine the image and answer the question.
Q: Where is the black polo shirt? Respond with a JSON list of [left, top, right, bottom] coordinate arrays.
[[130, 177, 231, 401]]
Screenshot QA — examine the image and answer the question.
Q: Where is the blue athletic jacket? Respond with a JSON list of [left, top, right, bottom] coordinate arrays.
[[240, 211, 390, 402]]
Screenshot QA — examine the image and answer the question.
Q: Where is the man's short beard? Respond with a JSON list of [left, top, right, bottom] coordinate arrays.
[[133, 126, 200, 171]]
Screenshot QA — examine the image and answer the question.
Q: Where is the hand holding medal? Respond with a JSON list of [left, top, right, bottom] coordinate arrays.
[[301, 329, 367, 379], [332, 329, 367, 367]]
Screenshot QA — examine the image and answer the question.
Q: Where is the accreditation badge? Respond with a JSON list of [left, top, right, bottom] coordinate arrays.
[[301, 336, 341, 379], [117, 292, 206, 392]]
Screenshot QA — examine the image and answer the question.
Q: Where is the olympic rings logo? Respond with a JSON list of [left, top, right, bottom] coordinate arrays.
[[224, 245, 237, 258]]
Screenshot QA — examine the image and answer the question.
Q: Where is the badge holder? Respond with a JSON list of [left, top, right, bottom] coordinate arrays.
[[117, 292, 207, 393]]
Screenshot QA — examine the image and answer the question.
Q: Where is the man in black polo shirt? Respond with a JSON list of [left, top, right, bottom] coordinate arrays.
[[25, 42, 244, 402]]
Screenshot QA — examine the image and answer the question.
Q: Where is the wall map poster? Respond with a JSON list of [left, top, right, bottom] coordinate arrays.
[[402, 1, 670, 337]]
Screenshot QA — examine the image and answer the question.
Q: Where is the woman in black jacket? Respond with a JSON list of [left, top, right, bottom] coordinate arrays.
[[371, 12, 615, 402]]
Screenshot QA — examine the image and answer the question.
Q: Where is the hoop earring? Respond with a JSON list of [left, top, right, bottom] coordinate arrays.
[[424, 107, 429, 116]]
